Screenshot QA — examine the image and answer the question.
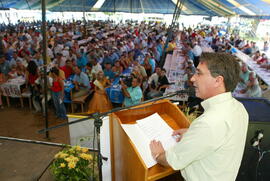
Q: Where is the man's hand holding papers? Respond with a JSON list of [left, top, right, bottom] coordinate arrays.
[[149, 128, 188, 167]]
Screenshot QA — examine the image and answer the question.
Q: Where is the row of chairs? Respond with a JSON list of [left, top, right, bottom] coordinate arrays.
[[2, 90, 32, 109], [2, 90, 93, 114]]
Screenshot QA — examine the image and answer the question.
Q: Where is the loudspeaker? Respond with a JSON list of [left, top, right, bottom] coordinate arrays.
[[236, 98, 270, 181]]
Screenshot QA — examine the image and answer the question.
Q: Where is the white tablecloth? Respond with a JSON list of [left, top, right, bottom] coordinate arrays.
[[164, 46, 188, 101], [0, 77, 26, 97]]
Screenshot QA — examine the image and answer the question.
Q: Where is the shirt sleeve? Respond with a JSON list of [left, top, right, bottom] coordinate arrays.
[[73, 75, 78, 82], [128, 87, 142, 103], [166, 117, 215, 170], [163, 76, 169, 85], [140, 66, 147, 77], [148, 75, 154, 84], [82, 74, 90, 87]]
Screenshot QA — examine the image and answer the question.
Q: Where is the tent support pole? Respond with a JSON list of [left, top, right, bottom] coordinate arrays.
[[41, 0, 49, 139]]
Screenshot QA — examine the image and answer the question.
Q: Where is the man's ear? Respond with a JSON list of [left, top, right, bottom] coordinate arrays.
[[215, 75, 224, 88]]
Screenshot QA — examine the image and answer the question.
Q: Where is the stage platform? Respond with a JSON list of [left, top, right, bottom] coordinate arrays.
[[0, 139, 62, 181]]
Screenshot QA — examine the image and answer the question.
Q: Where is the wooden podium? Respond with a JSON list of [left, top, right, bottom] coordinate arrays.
[[109, 99, 190, 181]]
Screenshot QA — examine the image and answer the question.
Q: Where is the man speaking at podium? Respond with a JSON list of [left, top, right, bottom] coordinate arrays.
[[150, 53, 248, 181]]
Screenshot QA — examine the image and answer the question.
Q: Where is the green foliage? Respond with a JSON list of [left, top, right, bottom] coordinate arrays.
[[181, 106, 201, 122]]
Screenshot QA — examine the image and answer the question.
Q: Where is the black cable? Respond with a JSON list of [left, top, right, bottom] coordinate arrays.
[[255, 149, 270, 181], [92, 123, 96, 179], [0, 136, 64, 147], [37, 147, 65, 180], [255, 146, 261, 181], [253, 141, 270, 181]]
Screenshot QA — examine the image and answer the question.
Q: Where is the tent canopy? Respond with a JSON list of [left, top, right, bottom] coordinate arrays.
[[2, 0, 270, 17]]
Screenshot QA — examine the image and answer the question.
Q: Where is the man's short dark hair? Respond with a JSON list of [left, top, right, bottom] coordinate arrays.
[[51, 67, 59, 76], [132, 76, 141, 84], [161, 68, 166, 72], [74, 65, 81, 71], [86, 62, 92, 68], [200, 52, 240, 92]]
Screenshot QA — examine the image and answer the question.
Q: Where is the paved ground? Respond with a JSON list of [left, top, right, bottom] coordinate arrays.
[[0, 105, 70, 144]]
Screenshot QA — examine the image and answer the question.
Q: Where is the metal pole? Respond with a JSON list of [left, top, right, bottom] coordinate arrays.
[[114, 0, 116, 13], [130, 0, 132, 14], [41, 0, 49, 139], [83, 0, 86, 37]]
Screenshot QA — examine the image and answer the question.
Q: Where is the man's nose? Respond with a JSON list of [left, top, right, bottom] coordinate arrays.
[[190, 75, 195, 82]]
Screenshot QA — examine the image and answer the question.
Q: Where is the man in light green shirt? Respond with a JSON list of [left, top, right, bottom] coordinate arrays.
[[121, 77, 142, 107], [150, 52, 248, 181]]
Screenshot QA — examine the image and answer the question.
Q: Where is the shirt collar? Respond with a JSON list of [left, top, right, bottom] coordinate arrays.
[[201, 92, 232, 111]]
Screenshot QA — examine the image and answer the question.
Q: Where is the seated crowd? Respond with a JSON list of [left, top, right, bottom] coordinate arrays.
[[0, 20, 268, 116], [179, 25, 268, 98], [0, 20, 171, 116]]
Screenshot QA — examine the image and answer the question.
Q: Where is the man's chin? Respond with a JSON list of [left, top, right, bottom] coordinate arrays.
[[195, 91, 201, 99]]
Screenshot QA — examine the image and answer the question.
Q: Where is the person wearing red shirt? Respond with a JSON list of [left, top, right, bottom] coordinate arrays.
[[18, 44, 31, 58], [60, 59, 73, 79], [50, 67, 67, 120]]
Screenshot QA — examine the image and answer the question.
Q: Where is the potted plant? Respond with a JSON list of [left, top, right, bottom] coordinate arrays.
[[51, 145, 97, 181], [181, 105, 202, 122]]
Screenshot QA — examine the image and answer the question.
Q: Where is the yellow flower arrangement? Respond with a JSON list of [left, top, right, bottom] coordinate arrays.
[[59, 153, 69, 158], [80, 153, 93, 161], [60, 163, 66, 168], [75, 145, 81, 151], [68, 161, 76, 169], [50, 145, 97, 181], [82, 147, 88, 153]]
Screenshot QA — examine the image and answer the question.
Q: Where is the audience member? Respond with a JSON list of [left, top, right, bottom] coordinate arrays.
[[72, 66, 90, 99], [50, 67, 67, 120], [88, 71, 112, 113], [121, 77, 142, 107]]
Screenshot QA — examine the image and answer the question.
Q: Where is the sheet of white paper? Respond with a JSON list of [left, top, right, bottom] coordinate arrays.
[[120, 113, 178, 168], [121, 124, 157, 168], [136, 113, 177, 151]]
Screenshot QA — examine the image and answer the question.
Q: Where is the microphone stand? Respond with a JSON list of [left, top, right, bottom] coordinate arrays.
[[38, 90, 188, 181]]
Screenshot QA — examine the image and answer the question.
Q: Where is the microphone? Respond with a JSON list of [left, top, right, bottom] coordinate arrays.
[[175, 89, 192, 95], [163, 89, 193, 98], [250, 129, 264, 147]]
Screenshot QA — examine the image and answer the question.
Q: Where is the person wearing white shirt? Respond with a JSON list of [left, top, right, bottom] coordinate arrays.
[[53, 53, 66, 67], [33, 72, 53, 115], [54, 44, 64, 55], [192, 43, 202, 67], [62, 47, 70, 59], [50, 25, 57, 34], [240, 71, 262, 98], [150, 52, 248, 181], [9, 51, 23, 68], [147, 67, 161, 89], [91, 59, 103, 77]]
